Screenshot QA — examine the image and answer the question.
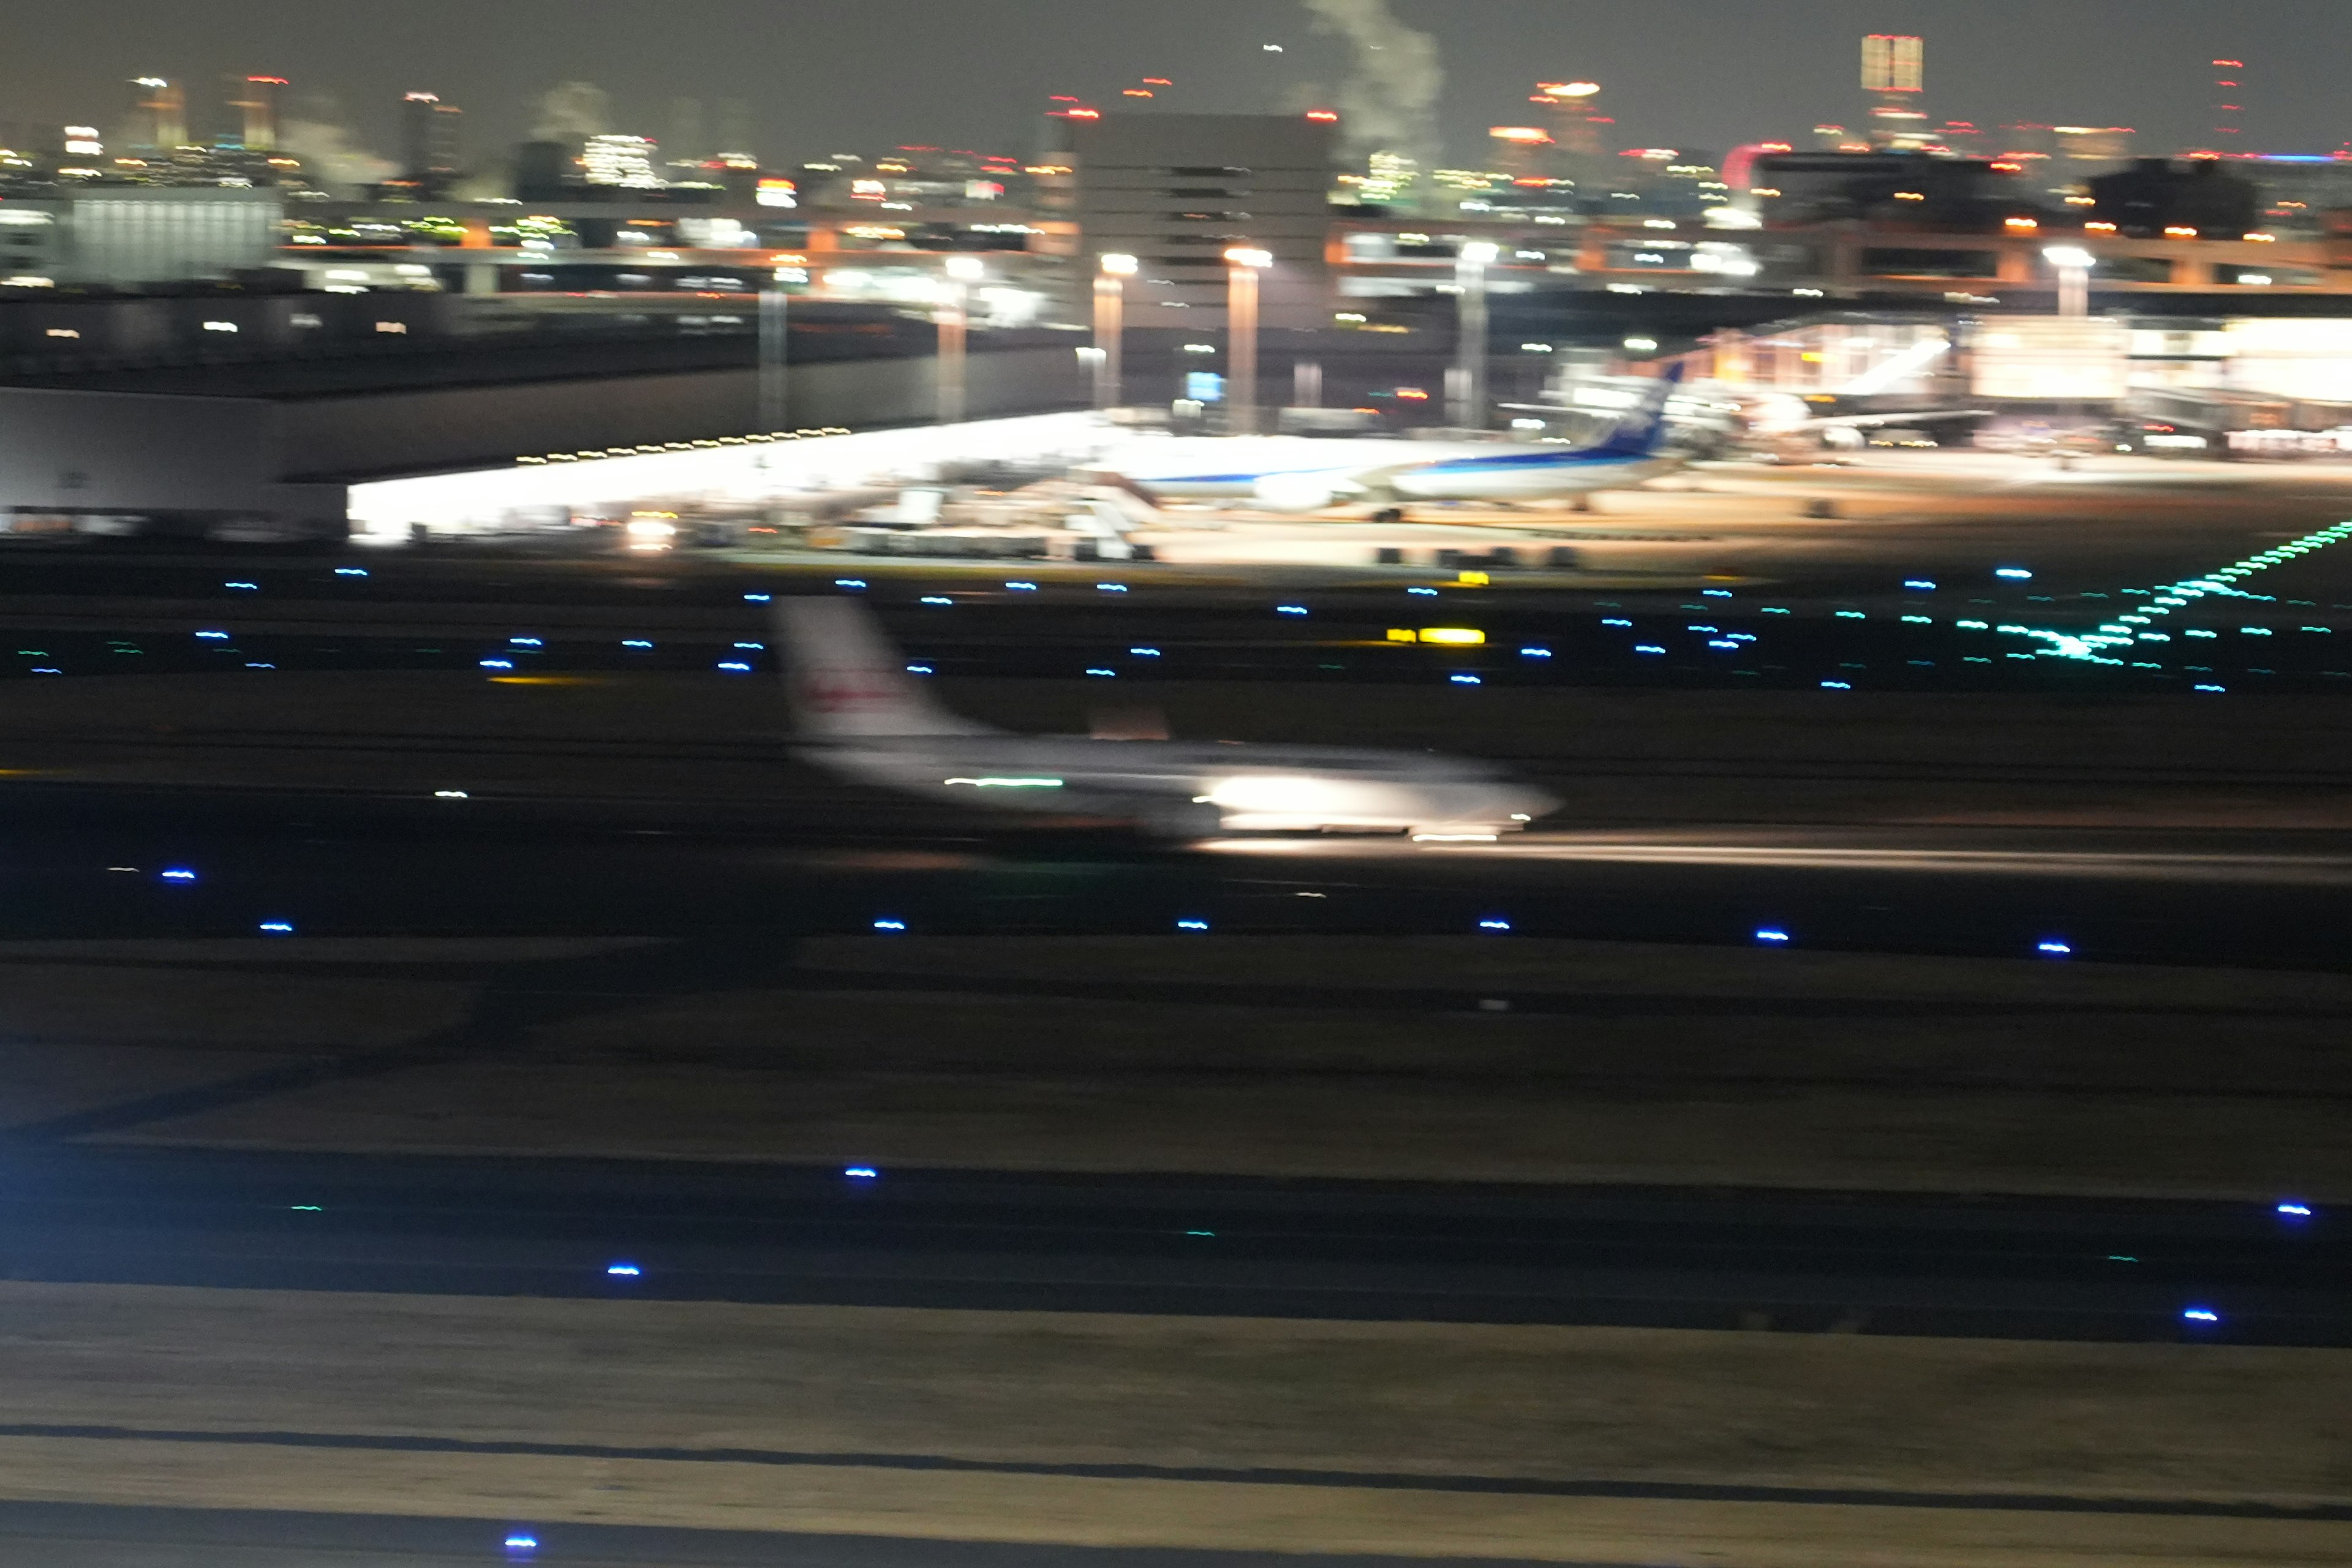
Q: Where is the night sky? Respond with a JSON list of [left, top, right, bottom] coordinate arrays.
[[8, 0, 2349, 170]]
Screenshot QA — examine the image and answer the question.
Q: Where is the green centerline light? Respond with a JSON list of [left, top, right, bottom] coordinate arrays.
[[2018, 521, 2352, 668]]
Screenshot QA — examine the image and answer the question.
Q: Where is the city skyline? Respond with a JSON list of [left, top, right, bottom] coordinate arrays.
[[5, 0, 2351, 175]]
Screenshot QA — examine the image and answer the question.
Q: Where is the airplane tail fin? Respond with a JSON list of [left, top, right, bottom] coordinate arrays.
[[1589, 362, 1686, 459], [772, 596, 994, 738]]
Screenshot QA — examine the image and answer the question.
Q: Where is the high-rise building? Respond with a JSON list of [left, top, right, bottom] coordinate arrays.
[[1488, 126, 1553, 183], [513, 141, 576, 202], [1861, 34, 1928, 149], [1534, 82, 1606, 159], [1861, 34, 1924, 94], [2054, 126, 2134, 173], [1056, 112, 1336, 331], [400, 93, 463, 192], [1365, 151, 1419, 206], [666, 98, 706, 168], [128, 77, 186, 151], [2210, 59, 2245, 150], [226, 76, 284, 152], [582, 134, 663, 189]]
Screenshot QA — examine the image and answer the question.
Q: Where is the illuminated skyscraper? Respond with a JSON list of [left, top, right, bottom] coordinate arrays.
[[1534, 81, 1606, 160], [227, 77, 285, 153], [1861, 34, 1928, 149], [1520, 81, 1610, 189], [401, 92, 463, 192], [1862, 34, 1924, 94], [2054, 126, 2133, 173], [583, 134, 663, 189], [2211, 59, 2245, 149], [1488, 126, 1554, 183], [128, 77, 186, 151]]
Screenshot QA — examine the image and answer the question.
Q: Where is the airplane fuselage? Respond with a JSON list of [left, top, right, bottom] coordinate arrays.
[[799, 733, 1555, 837], [1096, 436, 1679, 509]]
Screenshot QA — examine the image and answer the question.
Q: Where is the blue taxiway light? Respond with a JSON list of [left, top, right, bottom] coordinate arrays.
[[1005, 581, 1039, 591], [1177, 918, 1211, 932], [1408, 587, 1439, 597], [505, 1535, 539, 1553], [1086, 668, 1118, 677], [1097, 583, 1129, 593], [224, 581, 259, 590], [1996, 567, 2034, 579], [1520, 647, 1552, 658], [1478, 919, 1512, 932], [834, 579, 867, 590], [605, 1264, 642, 1278], [2038, 940, 2073, 957], [1635, 645, 1666, 655], [1904, 579, 1937, 590], [743, 593, 773, 603], [258, 921, 295, 935], [1130, 647, 1162, 657], [845, 1166, 880, 1179], [2182, 1307, 2221, 1324], [2278, 1200, 2315, 1219], [1702, 589, 1732, 598], [334, 568, 368, 578], [480, 659, 514, 670], [622, 640, 654, 649], [905, 664, 935, 675], [1820, 680, 1852, 690], [195, 631, 230, 641], [160, 869, 197, 883], [872, 919, 907, 932], [921, 596, 954, 606], [717, 662, 752, 673], [1450, 674, 1482, 685], [1755, 928, 1791, 944]]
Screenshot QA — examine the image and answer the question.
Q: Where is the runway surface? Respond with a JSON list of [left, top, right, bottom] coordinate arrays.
[[2, 778, 2350, 967], [0, 1144, 2339, 1344], [0, 1501, 1592, 1567]]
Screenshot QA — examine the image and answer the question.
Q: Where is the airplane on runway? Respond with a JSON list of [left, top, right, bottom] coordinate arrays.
[[772, 597, 1558, 839], [1089, 366, 1686, 518], [1500, 386, 1986, 460]]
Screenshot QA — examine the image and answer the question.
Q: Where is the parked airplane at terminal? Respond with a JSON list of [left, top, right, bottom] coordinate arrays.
[[774, 597, 1557, 839], [1091, 366, 1687, 515]]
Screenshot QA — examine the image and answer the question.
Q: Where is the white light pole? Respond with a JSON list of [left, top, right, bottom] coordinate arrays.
[[2043, 244, 2095, 320], [1453, 241, 1500, 430], [758, 262, 791, 436], [1223, 246, 1272, 435], [937, 255, 986, 425], [1093, 252, 1136, 412]]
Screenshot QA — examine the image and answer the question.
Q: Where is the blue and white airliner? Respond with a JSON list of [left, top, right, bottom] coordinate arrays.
[[1091, 366, 1686, 514]]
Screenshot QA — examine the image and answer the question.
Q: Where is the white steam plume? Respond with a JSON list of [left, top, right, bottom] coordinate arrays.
[[279, 92, 396, 195], [1300, 0, 1444, 171], [532, 82, 611, 143]]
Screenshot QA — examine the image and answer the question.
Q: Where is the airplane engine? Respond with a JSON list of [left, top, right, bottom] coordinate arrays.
[[1252, 472, 1341, 513]]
